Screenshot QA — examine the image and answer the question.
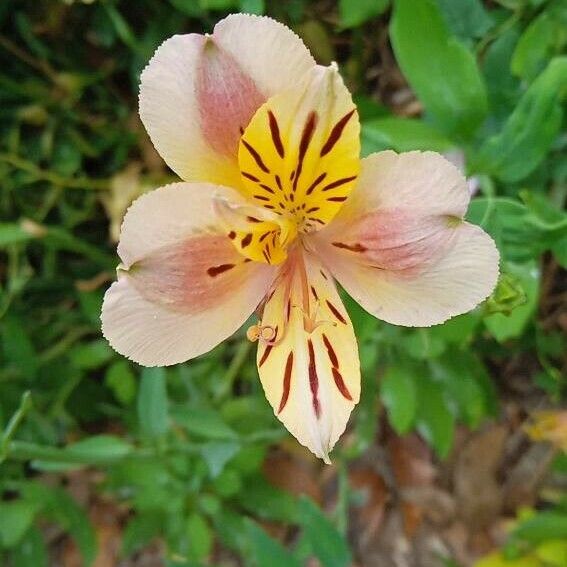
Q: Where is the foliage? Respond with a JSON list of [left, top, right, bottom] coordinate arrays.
[[1, 0, 566, 565]]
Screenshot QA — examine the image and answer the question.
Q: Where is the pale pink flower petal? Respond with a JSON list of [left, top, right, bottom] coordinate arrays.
[[139, 14, 315, 187], [312, 151, 499, 327], [101, 183, 276, 366]]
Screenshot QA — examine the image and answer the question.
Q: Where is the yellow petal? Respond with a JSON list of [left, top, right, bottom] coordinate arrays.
[[237, 65, 360, 232], [255, 249, 360, 462]]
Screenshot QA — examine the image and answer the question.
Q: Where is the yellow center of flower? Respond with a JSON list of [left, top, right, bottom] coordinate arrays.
[[224, 71, 360, 265]]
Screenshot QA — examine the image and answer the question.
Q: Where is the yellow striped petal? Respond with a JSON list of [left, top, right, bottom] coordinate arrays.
[[237, 65, 360, 233], [254, 249, 360, 462]]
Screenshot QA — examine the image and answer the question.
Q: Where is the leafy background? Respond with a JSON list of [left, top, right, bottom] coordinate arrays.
[[1, 0, 566, 566]]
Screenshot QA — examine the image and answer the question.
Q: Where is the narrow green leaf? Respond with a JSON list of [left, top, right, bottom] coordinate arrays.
[[512, 11, 557, 80], [172, 407, 238, 440], [186, 512, 213, 561], [380, 364, 417, 434], [390, 0, 488, 137], [298, 497, 352, 567], [138, 367, 169, 438], [512, 512, 567, 543], [247, 521, 301, 567], [415, 377, 455, 458]]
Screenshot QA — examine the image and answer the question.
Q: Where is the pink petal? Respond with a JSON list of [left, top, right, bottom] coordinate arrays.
[[139, 15, 315, 187], [313, 151, 499, 326], [102, 183, 276, 366]]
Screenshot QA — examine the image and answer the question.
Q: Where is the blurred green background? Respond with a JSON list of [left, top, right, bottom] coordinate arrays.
[[1, 0, 566, 566]]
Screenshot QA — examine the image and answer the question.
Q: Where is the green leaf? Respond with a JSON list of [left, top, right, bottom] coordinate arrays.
[[339, 0, 390, 28], [431, 353, 488, 428], [247, 521, 301, 567], [436, 0, 493, 43], [122, 513, 164, 556], [0, 500, 41, 547], [415, 377, 455, 458], [186, 513, 213, 561], [298, 497, 351, 567], [45, 489, 97, 566], [172, 407, 238, 440], [512, 7, 567, 81], [0, 223, 34, 246], [380, 364, 417, 434], [10, 526, 48, 567], [237, 475, 298, 523], [239, 0, 265, 14], [167, 0, 203, 15], [63, 435, 134, 461], [200, 441, 240, 477], [361, 117, 453, 155], [70, 339, 114, 370], [474, 57, 567, 182], [390, 0, 488, 138], [138, 367, 169, 438], [512, 512, 567, 543], [105, 360, 136, 405]]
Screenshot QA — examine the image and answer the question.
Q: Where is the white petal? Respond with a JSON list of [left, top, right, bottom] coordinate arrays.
[[213, 14, 315, 98]]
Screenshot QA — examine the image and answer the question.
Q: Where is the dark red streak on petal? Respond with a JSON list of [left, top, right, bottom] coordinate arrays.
[[305, 172, 327, 195], [259, 326, 278, 368], [268, 111, 285, 158], [327, 196, 348, 202], [242, 139, 270, 173], [332, 242, 367, 252], [275, 174, 283, 192], [310, 285, 319, 301], [307, 339, 321, 418], [228, 231, 236, 239], [207, 263, 235, 277], [322, 175, 357, 192], [259, 231, 271, 242], [247, 216, 261, 223], [306, 206, 320, 213], [278, 351, 294, 413], [241, 233, 253, 248], [259, 184, 275, 194], [254, 194, 271, 201], [332, 368, 353, 401], [293, 111, 318, 192], [242, 171, 260, 182], [320, 270, 328, 280], [326, 300, 347, 324], [322, 333, 339, 367], [320, 109, 355, 157]]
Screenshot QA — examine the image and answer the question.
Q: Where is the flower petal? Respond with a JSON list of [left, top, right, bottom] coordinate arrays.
[[139, 15, 315, 187], [102, 183, 276, 366], [313, 151, 499, 326], [238, 65, 360, 230], [255, 251, 360, 462]]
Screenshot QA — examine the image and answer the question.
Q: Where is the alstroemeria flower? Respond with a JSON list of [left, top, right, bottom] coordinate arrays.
[[101, 14, 499, 462]]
